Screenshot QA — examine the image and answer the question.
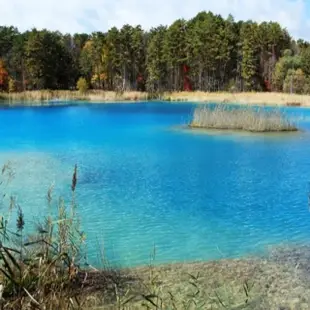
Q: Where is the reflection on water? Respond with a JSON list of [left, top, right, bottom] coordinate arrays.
[[175, 125, 303, 139]]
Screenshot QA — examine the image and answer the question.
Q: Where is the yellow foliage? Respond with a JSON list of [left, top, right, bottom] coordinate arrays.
[[76, 77, 88, 93], [8, 77, 16, 92], [91, 74, 99, 84], [83, 40, 93, 50]]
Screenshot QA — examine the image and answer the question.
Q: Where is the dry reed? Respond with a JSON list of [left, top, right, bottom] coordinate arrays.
[[0, 163, 134, 310], [2, 90, 310, 106], [164, 91, 310, 106], [0, 90, 149, 103], [190, 104, 297, 132]]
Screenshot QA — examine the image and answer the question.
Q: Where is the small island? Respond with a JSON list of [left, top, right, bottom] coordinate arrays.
[[189, 104, 298, 133]]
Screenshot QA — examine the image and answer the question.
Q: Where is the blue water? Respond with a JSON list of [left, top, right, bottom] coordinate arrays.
[[1, 102, 310, 267]]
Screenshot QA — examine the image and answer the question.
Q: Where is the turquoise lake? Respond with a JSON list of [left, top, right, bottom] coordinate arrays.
[[1, 102, 310, 267]]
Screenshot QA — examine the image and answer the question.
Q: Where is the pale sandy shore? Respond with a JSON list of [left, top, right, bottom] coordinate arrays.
[[1, 90, 310, 107]]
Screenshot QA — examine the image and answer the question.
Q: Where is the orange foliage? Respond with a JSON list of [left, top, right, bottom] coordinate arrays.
[[100, 73, 107, 81]]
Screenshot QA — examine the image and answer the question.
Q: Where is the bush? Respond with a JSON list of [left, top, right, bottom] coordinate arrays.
[[283, 69, 306, 94], [76, 77, 88, 94], [226, 79, 238, 92]]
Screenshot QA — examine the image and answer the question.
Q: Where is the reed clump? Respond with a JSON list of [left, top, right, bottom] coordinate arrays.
[[189, 104, 298, 132], [0, 163, 133, 309]]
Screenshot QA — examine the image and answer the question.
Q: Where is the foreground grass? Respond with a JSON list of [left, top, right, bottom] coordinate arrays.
[[189, 104, 297, 132], [1, 90, 310, 106]]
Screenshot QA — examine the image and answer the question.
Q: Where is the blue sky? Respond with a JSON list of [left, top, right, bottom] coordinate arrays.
[[1, 0, 310, 39]]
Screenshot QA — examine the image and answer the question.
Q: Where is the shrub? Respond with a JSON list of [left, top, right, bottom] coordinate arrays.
[[283, 69, 306, 94], [76, 77, 88, 94]]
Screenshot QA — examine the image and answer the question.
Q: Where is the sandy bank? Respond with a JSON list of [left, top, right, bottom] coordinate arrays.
[[1, 91, 310, 107]]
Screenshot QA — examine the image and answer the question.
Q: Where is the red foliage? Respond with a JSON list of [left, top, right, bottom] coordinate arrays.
[[183, 65, 192, 91], [0, 59, 8, 86], [183, 64, 190, 73], [137, 74, 143, 83], [264, 79, 271, 91]]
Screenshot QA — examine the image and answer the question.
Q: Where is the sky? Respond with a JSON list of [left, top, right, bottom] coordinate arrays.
[[1, 0, 310, 40]]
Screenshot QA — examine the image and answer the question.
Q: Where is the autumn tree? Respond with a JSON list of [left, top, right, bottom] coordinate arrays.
[[0, 59, 8, 91], [76, 77, 88, 93], [0, 11, 310, 94]]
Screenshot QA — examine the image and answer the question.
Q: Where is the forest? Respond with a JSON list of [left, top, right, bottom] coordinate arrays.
[[1, 11, 310, 94]]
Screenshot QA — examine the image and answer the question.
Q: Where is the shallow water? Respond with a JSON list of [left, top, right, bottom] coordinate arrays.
[[0, 102, 310, 267]]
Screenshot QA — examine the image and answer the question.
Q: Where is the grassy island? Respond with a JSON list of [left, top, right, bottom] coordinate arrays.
[[189, 104, 298, 133]]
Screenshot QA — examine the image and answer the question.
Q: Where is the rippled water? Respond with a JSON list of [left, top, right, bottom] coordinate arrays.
[[0, 102, 310, 267]]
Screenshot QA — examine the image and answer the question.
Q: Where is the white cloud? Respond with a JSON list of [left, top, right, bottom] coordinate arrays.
[[0, 0, 309, 39]]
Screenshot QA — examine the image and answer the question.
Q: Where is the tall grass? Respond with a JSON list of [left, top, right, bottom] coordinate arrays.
[[2, 90, 310, 106], [0, 90, 150, 104], [163, 91, 309, 106], [189, 104, 297, 132], [0, 163, 135, 309]]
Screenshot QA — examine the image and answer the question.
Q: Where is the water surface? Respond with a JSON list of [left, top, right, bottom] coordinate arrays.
[[0, 102, 310, 267]]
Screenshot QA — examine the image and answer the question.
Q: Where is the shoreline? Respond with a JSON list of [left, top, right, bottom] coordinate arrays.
[[1, 90, 310, 107], [92, 245, 310, 309]]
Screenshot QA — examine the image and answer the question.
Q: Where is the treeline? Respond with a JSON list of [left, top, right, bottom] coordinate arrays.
[[1, 11, 310, 94]]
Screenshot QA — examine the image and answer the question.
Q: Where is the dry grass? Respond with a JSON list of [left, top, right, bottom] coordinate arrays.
[[2, 90, 310, 106], [0, 163, 134, 310], [164, 91, 310, 106], [189, 104, 297, 132], [0, 90, 149, 104]]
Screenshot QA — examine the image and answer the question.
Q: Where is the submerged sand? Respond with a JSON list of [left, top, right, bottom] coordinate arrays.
[[82, 246, 310, 310]]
